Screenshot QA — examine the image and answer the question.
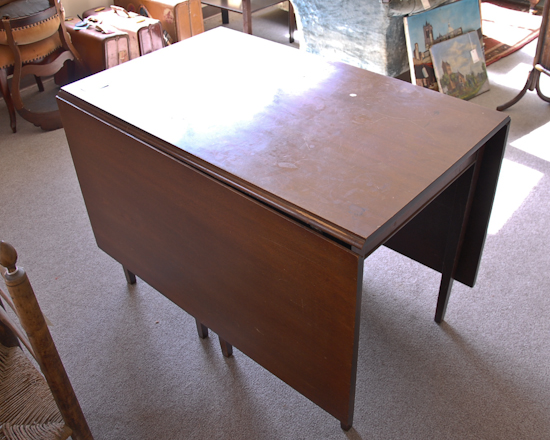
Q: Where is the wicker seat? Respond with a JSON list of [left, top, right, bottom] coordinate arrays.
[[0, 241, 93, 440]]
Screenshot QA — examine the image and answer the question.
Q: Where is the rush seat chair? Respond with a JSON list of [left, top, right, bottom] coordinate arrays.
[[0, 241, 94, 440]]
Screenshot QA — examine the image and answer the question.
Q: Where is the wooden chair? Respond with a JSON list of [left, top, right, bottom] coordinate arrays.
[[497, 0, 550, 110], [0, 241, 94, 440], [0, 0, 82, 132]]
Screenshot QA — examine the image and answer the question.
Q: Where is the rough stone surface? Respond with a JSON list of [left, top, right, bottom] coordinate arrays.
[[291, 0, 449, 77]]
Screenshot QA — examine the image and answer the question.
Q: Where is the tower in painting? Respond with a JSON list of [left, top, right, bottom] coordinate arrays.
[[424, 22, 434, 49]]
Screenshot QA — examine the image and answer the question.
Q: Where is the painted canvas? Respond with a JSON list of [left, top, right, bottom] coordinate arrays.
[[430, 30, 490, 100], [403, 0, 482, 90]]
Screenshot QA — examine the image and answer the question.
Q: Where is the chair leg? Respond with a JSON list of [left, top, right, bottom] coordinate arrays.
[[535, 70, 550, 102], [10, 57, 70, 131], [496, 68, 536, 111], [0, 68, 17, 133], [35, 75, 44, 92]]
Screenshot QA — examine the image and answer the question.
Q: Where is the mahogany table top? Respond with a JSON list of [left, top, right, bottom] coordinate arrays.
[[61, 27, 509, 252]]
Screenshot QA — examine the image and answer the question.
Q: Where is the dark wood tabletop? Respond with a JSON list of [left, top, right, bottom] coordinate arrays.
[[60, 28, 508, 254]]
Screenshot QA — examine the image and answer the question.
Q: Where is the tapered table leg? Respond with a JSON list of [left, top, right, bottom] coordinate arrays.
[[435, 160, 480, 323], [340, 421, 352, 431], [242, 0, 252, 34], [123, 266, 136, 285], [221, 9, 229, 24], [219, 337, 233, 357], [196, 319, 209, 339], [288, 1, 296, 43]]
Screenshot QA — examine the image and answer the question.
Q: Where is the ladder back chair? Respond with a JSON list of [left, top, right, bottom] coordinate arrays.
[[0, 241, 94, 440]]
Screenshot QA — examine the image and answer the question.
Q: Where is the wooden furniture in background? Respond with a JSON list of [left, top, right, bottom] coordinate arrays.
[[497, 0, 550, 110], [57, 28, 509, 430], [0, 0, 82, 132], [82, 6, 164, 60], [201, 0, 295, 42], [0, 241, 93, 439], [114, 0, 204, 43], [65, 17, 131, 75]]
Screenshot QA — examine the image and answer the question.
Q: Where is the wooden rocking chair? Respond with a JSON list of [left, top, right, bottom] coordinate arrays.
[[0, 0, 82, 132], [0, 241, 94, 440]]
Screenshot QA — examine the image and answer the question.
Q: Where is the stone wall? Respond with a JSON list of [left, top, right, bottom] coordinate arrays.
[[290, 0, 450, 77]]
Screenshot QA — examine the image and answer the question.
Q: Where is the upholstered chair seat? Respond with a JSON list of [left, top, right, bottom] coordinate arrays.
[[0, 33, 62, 70]]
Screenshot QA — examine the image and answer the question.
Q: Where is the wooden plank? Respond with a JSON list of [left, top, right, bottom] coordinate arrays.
[[58, 98, 364, 426]]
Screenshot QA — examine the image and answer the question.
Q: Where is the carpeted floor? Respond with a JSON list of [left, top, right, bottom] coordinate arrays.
[[1, 13, 550, 440]]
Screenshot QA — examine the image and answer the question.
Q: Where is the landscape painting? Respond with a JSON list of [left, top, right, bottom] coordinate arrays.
[[403, 0, 483, 90], [430, 30, 490, 100]]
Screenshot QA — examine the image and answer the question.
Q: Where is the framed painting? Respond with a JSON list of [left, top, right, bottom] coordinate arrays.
[[403, 0, 483, 90], [430, 30, 490, 100]]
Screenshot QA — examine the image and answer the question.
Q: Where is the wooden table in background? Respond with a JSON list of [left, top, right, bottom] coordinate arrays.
[[57, 28, 510, 430], [201, 0, 295, 42]]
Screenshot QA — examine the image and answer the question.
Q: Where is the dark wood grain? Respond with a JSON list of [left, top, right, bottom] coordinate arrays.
[[59, 29, 509, 254], [58, 98, 363, 426], [385, 123, 509, 291], [57, 28, 509, 428]]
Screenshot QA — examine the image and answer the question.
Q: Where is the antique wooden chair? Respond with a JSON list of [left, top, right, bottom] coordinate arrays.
[[0, 241, 94, 440], [497, 0, 550, 110], [0, 0, 82, 132]]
